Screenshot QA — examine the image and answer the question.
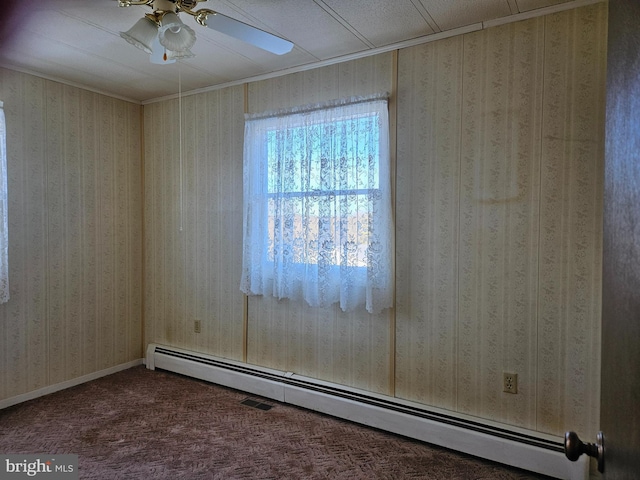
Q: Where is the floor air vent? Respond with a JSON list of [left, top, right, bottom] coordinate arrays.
[[241, 397, 273, 411]]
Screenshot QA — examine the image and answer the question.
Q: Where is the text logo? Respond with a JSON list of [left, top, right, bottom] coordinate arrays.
[[0, 455, 78, 480]]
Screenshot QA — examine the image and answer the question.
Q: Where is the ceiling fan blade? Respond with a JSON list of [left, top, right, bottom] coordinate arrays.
[[203, 12, 293, 55]]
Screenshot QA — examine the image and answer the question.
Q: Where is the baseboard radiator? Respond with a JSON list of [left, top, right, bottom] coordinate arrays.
[[146, 343, 587, 480]]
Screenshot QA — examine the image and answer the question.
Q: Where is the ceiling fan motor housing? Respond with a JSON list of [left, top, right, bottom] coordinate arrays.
[[178, 0, 201, 10], [153, 0, 202, 14], [153, 0, 178, 13]]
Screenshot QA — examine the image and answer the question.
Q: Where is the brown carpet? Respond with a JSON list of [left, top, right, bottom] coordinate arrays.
[[0, 366, 551, 479]]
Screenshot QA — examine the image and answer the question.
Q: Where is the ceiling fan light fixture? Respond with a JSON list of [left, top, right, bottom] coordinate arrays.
[[150, 35, 175, 64], [167, 48, 195, 60], [149, 35, 195, 65], [158, 12, 196, 52], [120, 17, 158, 54]]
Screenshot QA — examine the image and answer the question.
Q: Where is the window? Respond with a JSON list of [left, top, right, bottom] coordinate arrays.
[[0, 101, 8, 304], [240, 94, 393, 313]]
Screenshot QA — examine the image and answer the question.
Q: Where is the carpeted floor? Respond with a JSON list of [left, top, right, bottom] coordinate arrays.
[[0, 366, 552, 479]]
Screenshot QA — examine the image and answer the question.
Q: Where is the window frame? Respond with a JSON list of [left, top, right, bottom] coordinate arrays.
[[240, 93, 393, 313]]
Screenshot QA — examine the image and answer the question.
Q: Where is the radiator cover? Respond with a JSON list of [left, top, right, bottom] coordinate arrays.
[[146, 343, 587, 480]]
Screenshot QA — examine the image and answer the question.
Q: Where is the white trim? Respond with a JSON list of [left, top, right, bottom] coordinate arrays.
[[142, 23, 482, 105], [483, 0, 605, 28], [142, 0, 606, 105], [147, 344, 589, 480], [0, 359, 143, 410]]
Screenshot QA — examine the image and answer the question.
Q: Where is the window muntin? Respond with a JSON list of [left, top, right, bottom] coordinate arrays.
[[265, 113, 380, 268]]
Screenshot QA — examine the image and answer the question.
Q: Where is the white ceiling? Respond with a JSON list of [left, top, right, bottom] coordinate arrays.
[[0, 0, 581, 103]]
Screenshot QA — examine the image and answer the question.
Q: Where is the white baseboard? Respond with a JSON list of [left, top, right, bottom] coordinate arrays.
[[146, 343, 588, 480], [0, 359, 143, 410]]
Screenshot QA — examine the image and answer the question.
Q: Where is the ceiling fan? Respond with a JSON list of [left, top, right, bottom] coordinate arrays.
[[118, 0, 294, 64]]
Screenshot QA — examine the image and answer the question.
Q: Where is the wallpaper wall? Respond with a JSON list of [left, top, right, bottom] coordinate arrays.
[[396, 3, 606, 437], [83, 2, 602, 441], [0, 69, 143, 401], [143, 87, 246, 361]]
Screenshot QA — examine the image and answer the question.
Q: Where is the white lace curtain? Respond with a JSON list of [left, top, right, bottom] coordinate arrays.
[[240, 93, 393, 313], [0, 101, 9, 304]]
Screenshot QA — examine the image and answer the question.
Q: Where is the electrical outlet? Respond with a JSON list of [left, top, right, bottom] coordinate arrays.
[[194, 320, 201, 333], [503, 372, 518, 394]]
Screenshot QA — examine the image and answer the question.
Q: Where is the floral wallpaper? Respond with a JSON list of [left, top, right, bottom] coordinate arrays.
[[143, 87, 246, 361], [245, 55, 395, 394], [396, 3, 605, 437], [144, 3, 605, 438], [0, 2, 606, 442], [0, 69, 142, 400]]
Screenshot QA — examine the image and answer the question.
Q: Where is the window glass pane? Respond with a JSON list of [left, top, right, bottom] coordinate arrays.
[[265, 111, 380, 268], [266, 114, 380, 194]]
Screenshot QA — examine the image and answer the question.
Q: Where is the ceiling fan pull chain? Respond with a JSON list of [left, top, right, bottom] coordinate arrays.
[[178, 64, 184, 233]]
